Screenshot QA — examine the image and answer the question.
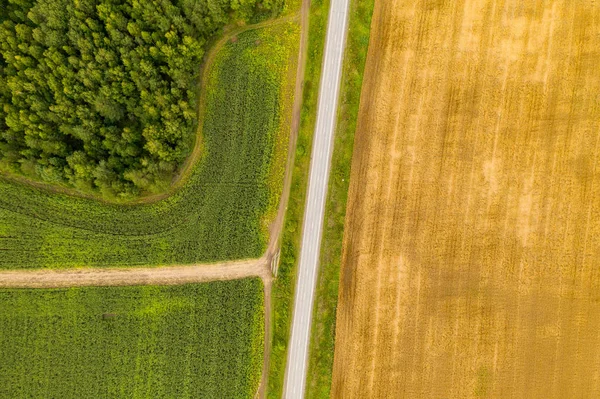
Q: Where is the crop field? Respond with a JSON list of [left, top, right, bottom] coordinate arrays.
[[0, 279, 264, 398], [332, 0, 600, 398], [0, 22, 300, 269]]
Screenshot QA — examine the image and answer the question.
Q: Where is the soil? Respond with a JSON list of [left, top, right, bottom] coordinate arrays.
[[0, 12, 303, 291], [259, 1, 310, 397]]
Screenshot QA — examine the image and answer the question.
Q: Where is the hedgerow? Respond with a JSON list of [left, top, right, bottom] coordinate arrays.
[[0, 22, 300, 269], [0, 279, 264, 398]]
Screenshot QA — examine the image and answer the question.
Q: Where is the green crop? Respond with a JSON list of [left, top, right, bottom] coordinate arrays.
[[0, 22, 300, 269], [0, 279, 264, 399]]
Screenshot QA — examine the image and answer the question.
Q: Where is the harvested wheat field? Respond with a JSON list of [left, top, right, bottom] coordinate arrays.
[[332, 0, 600, 398]]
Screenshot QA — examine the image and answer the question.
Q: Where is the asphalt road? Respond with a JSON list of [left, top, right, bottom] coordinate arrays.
[[283, 0, 351, 397]]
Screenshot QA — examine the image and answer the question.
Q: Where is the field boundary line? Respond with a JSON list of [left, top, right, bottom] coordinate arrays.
[[0, 12, 305, 281]]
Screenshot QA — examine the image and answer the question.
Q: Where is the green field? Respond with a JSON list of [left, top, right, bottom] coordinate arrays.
[[0, 22, 300, 269], [0, 279, 264, 398]]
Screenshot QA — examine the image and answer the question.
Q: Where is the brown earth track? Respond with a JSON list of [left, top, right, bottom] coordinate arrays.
[[0, 14, 302, 289], [332, 0, 600, 398], [265, 0, 310, 259], [0, 3, 309, 282], [0, 258, 271, 288], [258, 1, 310, 398]]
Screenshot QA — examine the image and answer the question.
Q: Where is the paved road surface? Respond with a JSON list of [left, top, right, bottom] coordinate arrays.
[[283, 0, 350, 397]]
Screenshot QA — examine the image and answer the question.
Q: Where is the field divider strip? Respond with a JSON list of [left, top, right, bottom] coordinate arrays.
[[0, 258, 270, 288]]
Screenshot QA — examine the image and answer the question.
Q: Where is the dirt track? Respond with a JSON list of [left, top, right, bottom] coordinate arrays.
[[332, 0, 600, 398], [0, 258, 271, 288]]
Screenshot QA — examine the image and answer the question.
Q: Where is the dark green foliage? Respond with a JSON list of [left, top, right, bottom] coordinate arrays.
[[0, 24, 299, 269], [0, 0, 278, 197], [0, 279, 264, 398]]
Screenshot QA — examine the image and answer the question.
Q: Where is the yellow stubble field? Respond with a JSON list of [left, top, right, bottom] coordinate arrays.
[[332, 0, 600, 398]]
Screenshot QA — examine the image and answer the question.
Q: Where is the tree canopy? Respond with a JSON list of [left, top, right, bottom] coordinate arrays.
[[0, 0, 279, 197]]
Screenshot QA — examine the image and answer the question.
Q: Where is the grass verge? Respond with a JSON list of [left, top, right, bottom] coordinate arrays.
[[0, 22, 299, 269], [266, 0, 329, 397], [0, 279, 264, 398], [304, 0, 375, 397]]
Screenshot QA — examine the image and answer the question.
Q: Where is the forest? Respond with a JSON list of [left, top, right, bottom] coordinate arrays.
[[0, 0, 282, 197]]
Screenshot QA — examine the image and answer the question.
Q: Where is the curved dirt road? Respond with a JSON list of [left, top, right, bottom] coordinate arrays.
[[0, 10, 305, 290]]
